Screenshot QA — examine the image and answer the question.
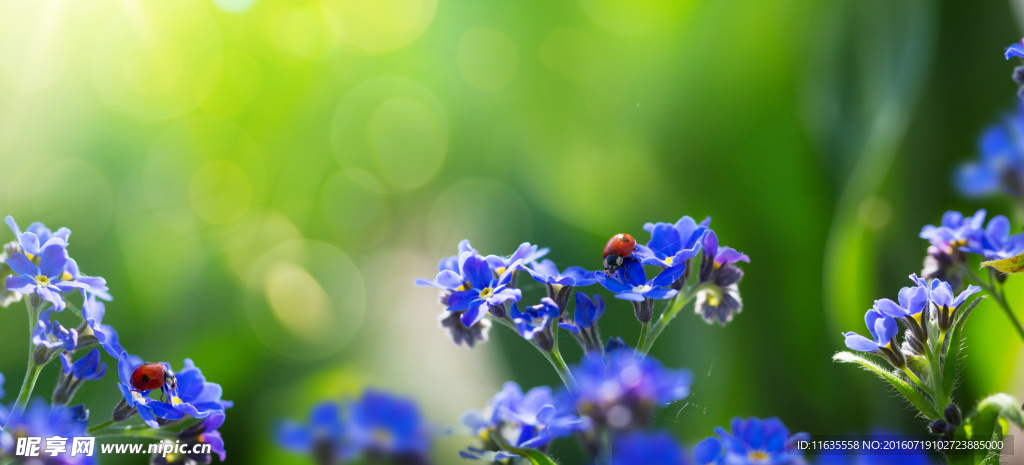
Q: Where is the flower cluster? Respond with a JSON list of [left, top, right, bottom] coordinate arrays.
[[918, 209, 1024, 289], [416, 214, 749, 353], [460, 382, 588, 461], [407, 214, 764, 463], [276, 390, 433, 465], [0, 217, 231, 464]]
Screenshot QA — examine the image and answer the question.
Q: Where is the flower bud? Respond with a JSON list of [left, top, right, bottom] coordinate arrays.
[[928, 419, 948, 435], [488, 304, 507, 319], [944, 404, 963, 426], [632, 299, 653, 323], [112, 398, 137, 422]]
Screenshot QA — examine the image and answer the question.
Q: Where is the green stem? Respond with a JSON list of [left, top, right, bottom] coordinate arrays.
[[489, 315, 577, 392], [2, 300, 42, 432], [91, 424, 176, 440], [87, 418, 119, 434], [639, 284, 707, 355], [901, 367, 932, 397], [547, 321, 577, 392], [635, 321, 650, 355], [960, 265, 1024, 343]]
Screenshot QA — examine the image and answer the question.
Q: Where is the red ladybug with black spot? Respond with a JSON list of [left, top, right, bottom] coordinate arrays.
[[131, 362, 177, 395], [603, 233, 636, 275]]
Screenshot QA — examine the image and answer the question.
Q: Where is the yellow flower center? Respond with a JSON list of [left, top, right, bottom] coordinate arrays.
[[707, 290, 720, 307], [748, 451, 769, 461], [665, 256, 674, 265], [60, 271, 73, 281], [34, 275, 49, 286], [172, 396, 183, 405], [479, 287, 494, 299], [372, 428, 394, 446]]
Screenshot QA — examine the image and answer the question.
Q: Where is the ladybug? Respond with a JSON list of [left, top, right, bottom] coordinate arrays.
[[130, 363, 177, 394], [603, 233, 637, 275]]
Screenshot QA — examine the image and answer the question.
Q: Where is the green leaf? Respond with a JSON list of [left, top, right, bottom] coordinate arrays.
[[956, 393, 1024, 464], [942, 297, 983, 396], [981, 252, 1024, 274], [489, 432, 559, 465], [833, 351, 941, 419]]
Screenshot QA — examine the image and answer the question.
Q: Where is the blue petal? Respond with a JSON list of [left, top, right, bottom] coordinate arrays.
[[620, 259, 646, 285], [614, 293, 646, 302], [1007, 42, 1024, 60], [38, 244, 68, 279], [462, 256, 492, 290], [651, 264, 685, 288], [5, 253, 38, 276], [446, 290, 478, 312], [645, 288, 678, 300], [843, 333, 879, 352]]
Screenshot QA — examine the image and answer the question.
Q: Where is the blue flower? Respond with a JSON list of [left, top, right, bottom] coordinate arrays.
[[524, 259, 599, 287], [53, 348, 108, 404], [842, 309, 904, 368], [510, 297, 559, 341], [81, 294, 121, 357], [612, 431, 688, 465], [873, 275, 929, 319], [570, 350, 691, 429], [276, 402, 347, 461], [559, 293, 605, 334], [438, 310, 491, 348], [4, 216, 70, 259], [32, 308, 78, 351], [636, 215, 710, 269], [693, 417, 808, 465], [484, 242, 548, 273], [1006, 39, 1024, 60], [0, 400, 94, 465], [60, 258, 111, 301], [114, 351, 182, 428], [278, 392, 432, 463], [443, 255, 522, 327], [962, 215, 1024, 260], [167, 359, 232, 420], [694, 231, 749, 326], [5, 243, 74, 311], [60, 348, 107, 381], [843, 309, 898, 353], [155, 412, 228, 464], [0, 371, 4, 400], [346, 390, 432, 458], [928, 280, 981, 311], [957, 109, 1024, 197], [598, 259, 682, 302], [920, 210, 986, 253], [461, 382, 588, 460]]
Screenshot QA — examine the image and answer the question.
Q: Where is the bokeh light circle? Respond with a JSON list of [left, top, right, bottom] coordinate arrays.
[[213, 0, 256, 13], [143, 116, 264, 227], [426, 178, 532, 257], [320, 0, 437, 53], [0, 0, 71, 92], [331, 76, 448, 191], [367, 98, 446, 189], [245, 240, 366, 360], [91, 0, 222, 121], [457, 27, 518, 92]]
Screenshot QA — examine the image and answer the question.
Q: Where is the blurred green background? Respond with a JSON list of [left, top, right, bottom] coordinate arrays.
[[1, 0, 1024, 463]]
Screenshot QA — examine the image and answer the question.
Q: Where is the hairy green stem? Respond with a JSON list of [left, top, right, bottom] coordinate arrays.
[[635, 321, 650, 355], [2, 300, 43, 432]]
